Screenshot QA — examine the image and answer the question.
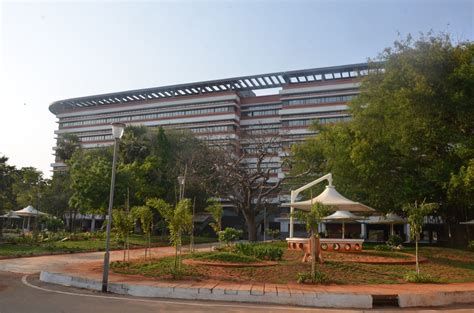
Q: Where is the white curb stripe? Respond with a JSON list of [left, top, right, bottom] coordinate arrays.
[[21, 274, 322, 311]]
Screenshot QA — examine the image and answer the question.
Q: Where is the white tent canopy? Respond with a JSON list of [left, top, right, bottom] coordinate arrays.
[[287, 185, 376, 213], [361, 213, 406, 236], [14, 205, 47, 217], [362, 213, 406, 224], [322, 210, 364, 239], [1, 211, 21, 219], [460, 220, 474, 225], [13, 205, 47, 232], [323, 210, 361, 221], [287, 173, 378, 238]]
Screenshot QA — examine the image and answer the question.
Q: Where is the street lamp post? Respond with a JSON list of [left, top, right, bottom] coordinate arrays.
[[263, 205, 266, 242], [177, 175, 185, 201], [102, 122, 125, 293]]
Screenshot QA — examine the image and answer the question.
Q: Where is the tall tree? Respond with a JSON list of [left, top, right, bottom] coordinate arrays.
[[291, 34, 473, 243], [0, 155, 18, 238], [13, 167, 45, 209], [55, 133, 80, 162], [211, 135, 284, 241], [69, 148, 113, 215], [119, 125, 150, 164], [0, 155, 18, 213], [40, 172, 72, 218]]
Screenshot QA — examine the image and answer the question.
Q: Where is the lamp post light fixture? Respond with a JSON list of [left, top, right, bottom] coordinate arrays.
[[102, 122, 125, 293]]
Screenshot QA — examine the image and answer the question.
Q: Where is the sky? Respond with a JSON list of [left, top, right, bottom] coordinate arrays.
[[0, 0, 472, 178]]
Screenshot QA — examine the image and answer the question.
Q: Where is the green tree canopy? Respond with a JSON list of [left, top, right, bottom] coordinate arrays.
[[0, 155, 18, 213], [13, 166, 45, 209], [291, 34, 473, 244], [56, 133, 80, 162]]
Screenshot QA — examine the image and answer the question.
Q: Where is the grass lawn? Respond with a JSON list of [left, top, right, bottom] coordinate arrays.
[[0, 234, 216, 258], [192, 252, 260, 263], [110, 241, 474, 285]]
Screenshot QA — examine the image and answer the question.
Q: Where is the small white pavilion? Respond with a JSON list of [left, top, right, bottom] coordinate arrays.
[[14, 205, 47, 232]]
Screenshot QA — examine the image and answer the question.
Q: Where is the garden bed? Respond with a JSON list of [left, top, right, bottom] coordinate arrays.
[[110, 242, 474, 285], [323, 250, 427, 265], [0, 234, 215, 259], [183, 259, 278, 267], [183, 252, 278, 267]]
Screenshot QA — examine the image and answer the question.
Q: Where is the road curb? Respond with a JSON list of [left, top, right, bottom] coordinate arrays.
[[39, 271, 474, 309], [39, 271, 372, 309], [398, 290, 474, 308]]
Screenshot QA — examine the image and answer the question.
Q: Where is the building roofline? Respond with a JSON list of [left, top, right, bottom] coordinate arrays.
[[49, 62, 373, 114]]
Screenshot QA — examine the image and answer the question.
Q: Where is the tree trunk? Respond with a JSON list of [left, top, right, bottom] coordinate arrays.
[[68, 209, 74, 232], [310, 235, 316, 277], [148, 232, 151, 259], [243, 212, 257, 241], [0, 220, 3, 239], [415, 238, 419, 274], [123, 241, 126, 262], [315, 236, 323, 264], [174, 244, 178, 270], [71, 209, 78, 233]]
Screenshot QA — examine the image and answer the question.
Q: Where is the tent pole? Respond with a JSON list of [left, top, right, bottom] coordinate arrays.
[[289, 190, 295, 238]]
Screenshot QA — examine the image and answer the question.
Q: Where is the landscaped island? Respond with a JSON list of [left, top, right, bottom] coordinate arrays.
[[110, 241, 474, 285]]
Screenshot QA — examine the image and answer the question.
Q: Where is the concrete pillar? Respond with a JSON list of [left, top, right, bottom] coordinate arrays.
[[91, 216, 96, 232], [361, 223, 367, 239], [405, 224, 411, 242], [321, 222, 326, 233]]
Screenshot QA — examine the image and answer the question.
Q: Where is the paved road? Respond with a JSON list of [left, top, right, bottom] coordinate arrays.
[[1, 247, 474, 313], [0, 244, 214, 274], [1, 272, 474, 313]]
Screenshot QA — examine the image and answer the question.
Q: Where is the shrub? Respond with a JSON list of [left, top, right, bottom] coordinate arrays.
[[111, 261, 131, 269], [374, 244, 392, 251], [193, 252, 259, 263], [218, 227, 242, 246], [234, 242, 255, 256], [39, 215, 65, 232], [404, 271, 438, 283], [296, 271, 328, 284], [468, 241, 474, 251], [265, 229, 280, 239], [92, 231, 106, 240], [253, 245, 283, 261], [234, 243, 283, 261], [386, 234, 403, 247]]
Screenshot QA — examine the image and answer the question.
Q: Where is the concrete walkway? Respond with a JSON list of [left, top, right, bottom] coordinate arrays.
[[2, 245, 474, 309], [0, 243, 215, 274], [0, 246, 171, 274]]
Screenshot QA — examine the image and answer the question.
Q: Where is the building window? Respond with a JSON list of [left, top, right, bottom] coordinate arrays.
[[284, 94, 357, 106]]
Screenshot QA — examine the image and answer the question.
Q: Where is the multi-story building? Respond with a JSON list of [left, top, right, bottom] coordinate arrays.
[[49, 62, 369, 237], [49, 63, 368, 174]]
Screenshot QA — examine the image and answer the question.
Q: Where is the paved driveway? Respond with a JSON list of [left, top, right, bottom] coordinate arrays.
[[0, 244, 212, 274]]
